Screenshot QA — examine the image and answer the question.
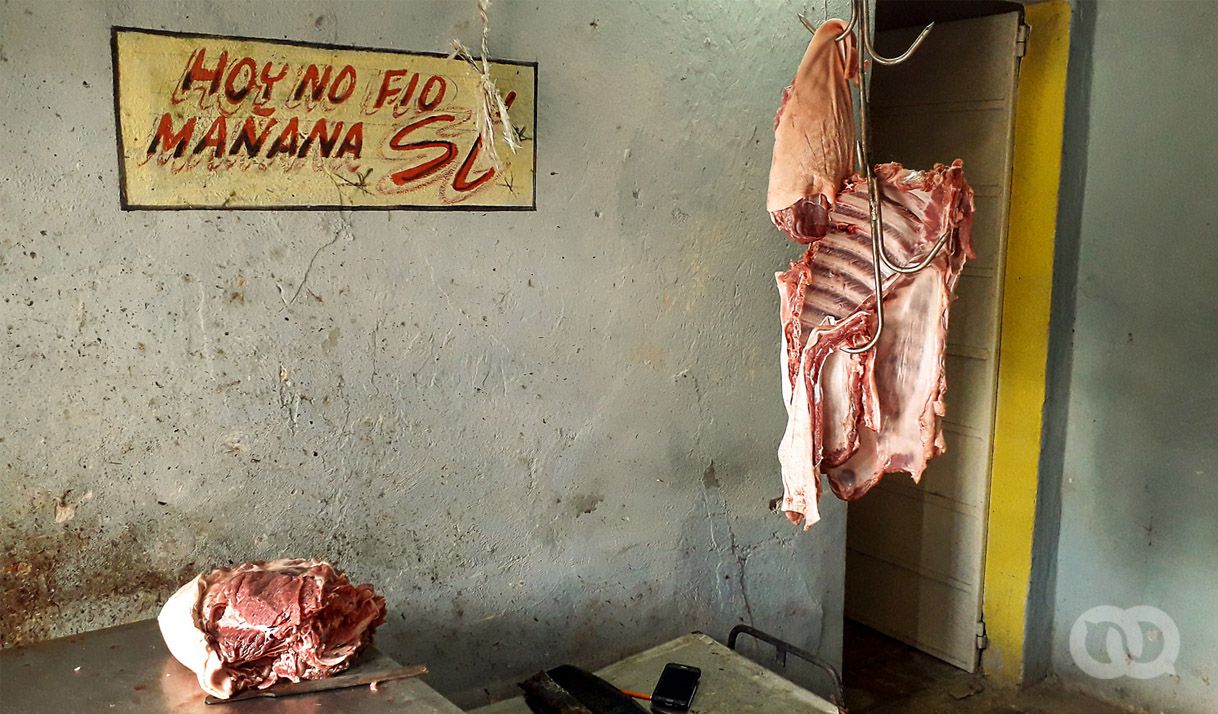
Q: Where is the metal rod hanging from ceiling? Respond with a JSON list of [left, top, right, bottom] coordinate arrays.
[[799, 0, 942, 354]]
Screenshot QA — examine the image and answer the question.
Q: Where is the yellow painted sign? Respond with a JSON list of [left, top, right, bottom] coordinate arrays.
[[111, 28, 536, 210]]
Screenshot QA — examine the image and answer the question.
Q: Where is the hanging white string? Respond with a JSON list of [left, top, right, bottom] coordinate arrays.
[[448, 0, 520, 171]]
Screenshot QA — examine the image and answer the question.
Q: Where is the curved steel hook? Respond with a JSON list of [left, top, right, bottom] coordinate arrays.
[[841, 193, 885, 355], [797, 0, 938, 355], [859, 0, 933, 66], [842, 166, 885, 354], [840, 175, 951, 355], [867, 176, 952, 273], [879, 227, 951, 273], [834, 0, 858, 41], [865, 21, 935, 65], [797, 1, 857, 41]]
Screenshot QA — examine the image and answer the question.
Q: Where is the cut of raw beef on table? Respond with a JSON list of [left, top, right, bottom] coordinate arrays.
[[775, 161, 975, 528], [158, 558, 386, 699]]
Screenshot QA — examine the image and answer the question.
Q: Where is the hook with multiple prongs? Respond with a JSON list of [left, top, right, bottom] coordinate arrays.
[[798, 0, 940, 354]]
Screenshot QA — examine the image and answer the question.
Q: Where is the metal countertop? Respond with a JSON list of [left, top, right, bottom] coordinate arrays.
[[0, 619, 462, 714]]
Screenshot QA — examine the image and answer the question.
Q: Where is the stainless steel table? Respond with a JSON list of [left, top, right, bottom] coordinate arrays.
[[472, 633, 837, 714], [0, 619, 462, 714]]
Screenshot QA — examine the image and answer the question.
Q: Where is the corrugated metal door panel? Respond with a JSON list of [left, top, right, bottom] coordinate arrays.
[[844, 11, 1022, 673]]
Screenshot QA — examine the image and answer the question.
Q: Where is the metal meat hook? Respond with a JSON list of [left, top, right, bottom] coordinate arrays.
[[814, 0, 933, 56], [798, 0, 940, 354], [795, 9, 856, 41]]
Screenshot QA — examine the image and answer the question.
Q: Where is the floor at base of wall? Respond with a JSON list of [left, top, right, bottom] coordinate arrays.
[[843, 620, 1136, 713]]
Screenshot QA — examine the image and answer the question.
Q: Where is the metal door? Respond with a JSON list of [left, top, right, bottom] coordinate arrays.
[[844, 11, 1024, 672]]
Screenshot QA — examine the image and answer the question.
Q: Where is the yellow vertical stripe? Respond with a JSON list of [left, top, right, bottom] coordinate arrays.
[[982, 0, 1072, 681]]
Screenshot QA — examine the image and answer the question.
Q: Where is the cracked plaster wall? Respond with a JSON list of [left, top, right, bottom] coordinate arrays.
[[0, 0, 848, 706]]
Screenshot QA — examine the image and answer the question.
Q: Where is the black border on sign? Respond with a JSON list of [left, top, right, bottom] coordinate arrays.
[[110, 26, 538, 212]]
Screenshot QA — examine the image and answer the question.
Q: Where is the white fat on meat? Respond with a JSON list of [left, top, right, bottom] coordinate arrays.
[[158, 558, 386, 699]]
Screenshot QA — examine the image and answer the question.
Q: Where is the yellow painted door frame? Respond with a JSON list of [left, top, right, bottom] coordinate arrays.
[[981, 0, 1073, 682]]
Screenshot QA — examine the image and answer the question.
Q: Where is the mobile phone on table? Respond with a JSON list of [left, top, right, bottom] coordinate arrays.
[[651, 662, 700, 710]]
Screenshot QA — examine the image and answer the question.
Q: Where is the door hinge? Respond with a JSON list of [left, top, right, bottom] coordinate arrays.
[[976, 618, 990, 651], [1015, 24, 1030, 58]]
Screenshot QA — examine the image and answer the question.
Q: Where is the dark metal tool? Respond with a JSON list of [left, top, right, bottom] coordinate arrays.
[[519, 665, 647, 714]]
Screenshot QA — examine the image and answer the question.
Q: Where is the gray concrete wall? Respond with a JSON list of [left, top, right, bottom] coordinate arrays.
[[1046, 1, 1218, 711], [0, 0, 849, 707]]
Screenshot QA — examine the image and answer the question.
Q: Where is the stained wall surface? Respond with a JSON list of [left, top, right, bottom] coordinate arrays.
[[1047, 1, 1218, 711], [0, 0, 849, 706]]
